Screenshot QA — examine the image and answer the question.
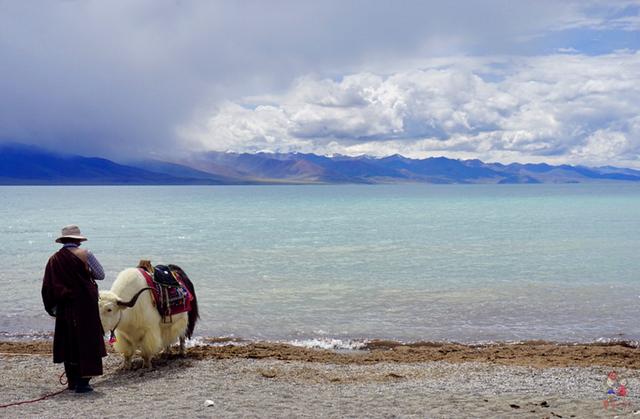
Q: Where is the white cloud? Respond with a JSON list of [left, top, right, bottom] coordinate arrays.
[[571, 129, 631, 162], [547, 0, 640, 31], [556, 11, 640, 32], [187, 51, 640, 167]]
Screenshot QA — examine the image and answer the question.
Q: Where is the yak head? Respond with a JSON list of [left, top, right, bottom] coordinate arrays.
[[98, 288, 151, 333]]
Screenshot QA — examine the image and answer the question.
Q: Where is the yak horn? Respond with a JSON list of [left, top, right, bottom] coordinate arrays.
[[117, 287, 153, 308]]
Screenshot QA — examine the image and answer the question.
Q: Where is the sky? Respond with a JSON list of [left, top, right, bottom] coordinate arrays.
[[1, 0, 639, 167]]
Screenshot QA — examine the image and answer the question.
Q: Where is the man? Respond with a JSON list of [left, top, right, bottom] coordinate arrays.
[[42, 225, 107, 393]]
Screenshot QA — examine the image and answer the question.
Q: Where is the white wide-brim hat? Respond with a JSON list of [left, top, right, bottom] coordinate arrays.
[[55, 224, 88, 243]]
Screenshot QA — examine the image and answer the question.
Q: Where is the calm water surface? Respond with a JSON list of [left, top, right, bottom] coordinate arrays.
[[1, 184, 639, 346]]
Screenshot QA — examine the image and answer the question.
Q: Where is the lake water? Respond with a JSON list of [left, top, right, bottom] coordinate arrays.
[[1, 184, 639, 347]]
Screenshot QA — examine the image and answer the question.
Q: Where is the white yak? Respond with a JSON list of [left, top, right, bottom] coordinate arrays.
[[98, 265, 199, 369]]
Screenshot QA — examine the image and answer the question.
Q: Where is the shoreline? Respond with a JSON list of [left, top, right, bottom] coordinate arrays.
[[2, 338, 640, 369]]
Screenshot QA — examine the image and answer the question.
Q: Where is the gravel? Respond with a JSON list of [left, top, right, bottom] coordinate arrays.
[[2, 353, 639, 418]]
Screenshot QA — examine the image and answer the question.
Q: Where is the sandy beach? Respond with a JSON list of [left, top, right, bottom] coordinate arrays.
[[1, 340, 639, 418]]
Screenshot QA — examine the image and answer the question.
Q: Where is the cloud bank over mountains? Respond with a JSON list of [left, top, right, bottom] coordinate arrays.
[[191, 52, 640, 167], [1, 1, 639, 166]]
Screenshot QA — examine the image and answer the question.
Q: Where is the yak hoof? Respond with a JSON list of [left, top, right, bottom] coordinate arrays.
[[179, 337, 186, 356]]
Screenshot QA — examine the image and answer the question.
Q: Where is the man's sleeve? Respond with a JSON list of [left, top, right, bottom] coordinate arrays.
[[86, 251, 105, 280], [42, 260, 57, 316]]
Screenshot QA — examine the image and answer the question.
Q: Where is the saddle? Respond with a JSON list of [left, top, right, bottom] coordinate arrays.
[[153, 265, 181, 287], [137, 260, 192, 322]]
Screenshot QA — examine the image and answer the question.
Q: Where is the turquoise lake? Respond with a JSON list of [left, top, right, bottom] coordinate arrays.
[[1, 184, 639, 346]]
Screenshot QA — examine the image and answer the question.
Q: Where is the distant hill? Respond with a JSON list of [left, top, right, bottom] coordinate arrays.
[[124, 159, 242, 184], [181, 150, 640, 184], [0, 143, 237, 185], [2, 142, 640, 185]]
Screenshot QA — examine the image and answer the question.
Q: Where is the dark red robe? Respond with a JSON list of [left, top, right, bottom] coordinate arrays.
[[42, 248, 107, 376]]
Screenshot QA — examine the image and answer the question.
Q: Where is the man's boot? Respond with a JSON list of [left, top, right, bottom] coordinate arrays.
[[75, 377, 94, 393]]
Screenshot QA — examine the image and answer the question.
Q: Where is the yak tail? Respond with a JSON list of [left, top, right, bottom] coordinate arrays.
[[169, 264, 199, 339]]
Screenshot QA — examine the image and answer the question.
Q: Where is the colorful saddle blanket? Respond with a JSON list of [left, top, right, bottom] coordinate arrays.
[[138, 267, 193, 318]]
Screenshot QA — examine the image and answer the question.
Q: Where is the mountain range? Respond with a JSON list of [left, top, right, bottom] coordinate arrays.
[[2, 142, 640, 185]]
